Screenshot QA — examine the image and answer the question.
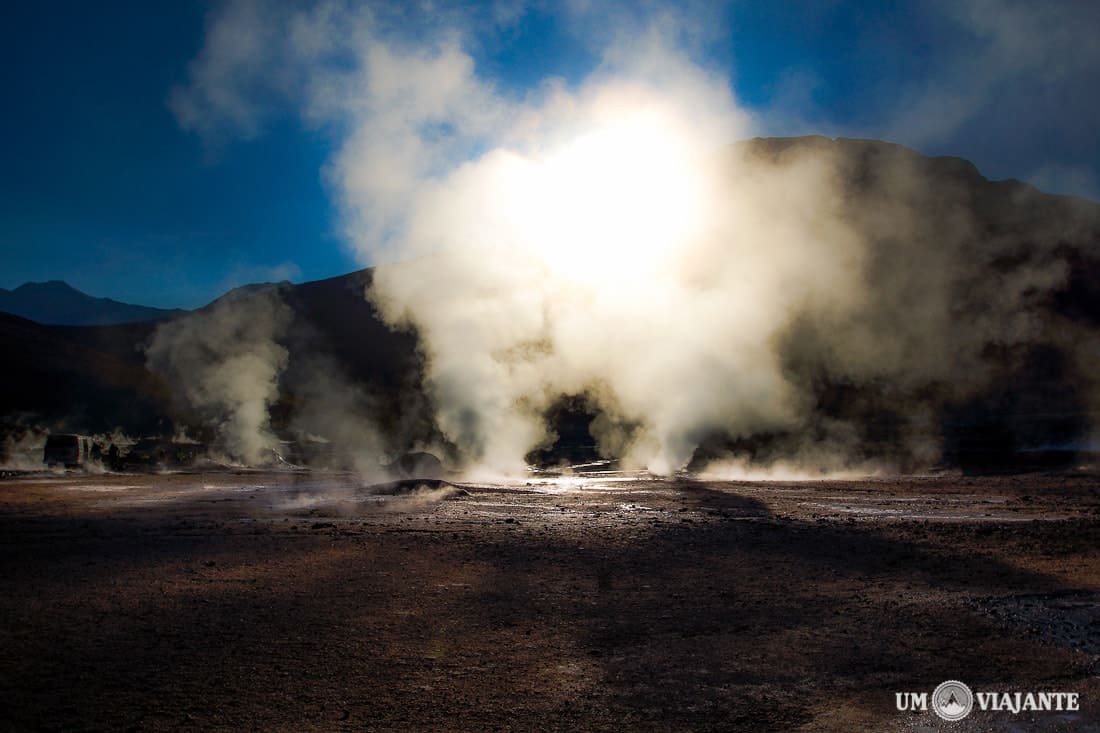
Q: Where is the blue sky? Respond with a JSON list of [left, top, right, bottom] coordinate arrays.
[[2, 0, 1097, 308]]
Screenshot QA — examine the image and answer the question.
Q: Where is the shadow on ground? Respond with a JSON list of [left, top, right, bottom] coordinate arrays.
[[0, 477, 1096, 731]]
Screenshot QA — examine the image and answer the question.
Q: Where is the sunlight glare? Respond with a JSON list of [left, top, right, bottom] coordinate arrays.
[[503, 111, 708, 287]]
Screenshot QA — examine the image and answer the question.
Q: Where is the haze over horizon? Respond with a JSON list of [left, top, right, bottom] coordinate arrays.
[[2, 0, 1099, 309]]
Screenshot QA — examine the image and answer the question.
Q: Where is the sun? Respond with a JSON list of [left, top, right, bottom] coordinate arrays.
[[502, 111, 709, 287]]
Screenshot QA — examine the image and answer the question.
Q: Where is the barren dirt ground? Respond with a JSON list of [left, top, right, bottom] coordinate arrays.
[[1, 468, 1098, 732]]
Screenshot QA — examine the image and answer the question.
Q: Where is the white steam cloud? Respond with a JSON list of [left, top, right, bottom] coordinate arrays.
[[172, 1, 1100, 475], [146, 288, 291, 465]]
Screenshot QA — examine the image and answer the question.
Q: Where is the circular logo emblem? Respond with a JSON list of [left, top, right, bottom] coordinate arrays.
[[932, 680, 974, 721]]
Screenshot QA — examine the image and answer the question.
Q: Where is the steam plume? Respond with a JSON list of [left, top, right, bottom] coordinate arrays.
[[146, 288, 291, 465], [170, 3, 1100, 475]]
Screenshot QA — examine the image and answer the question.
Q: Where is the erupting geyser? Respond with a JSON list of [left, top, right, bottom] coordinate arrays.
[[161, 4, 1100, 479]]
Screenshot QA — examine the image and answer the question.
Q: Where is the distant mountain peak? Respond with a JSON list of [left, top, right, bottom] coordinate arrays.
[[0, 280, 186, 326], [14, 280, 83, 292]]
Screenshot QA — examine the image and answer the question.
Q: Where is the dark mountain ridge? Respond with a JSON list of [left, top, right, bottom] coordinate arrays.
[[2, 136, 1099, 471], [0, 280, 186, 326], [0, 269, 419, 440]]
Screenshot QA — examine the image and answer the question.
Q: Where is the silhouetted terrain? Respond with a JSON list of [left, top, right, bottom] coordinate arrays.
[[2, 137, 1099, 470], [0, 312, 169, 434], [0, 280, 186, 325], [0, 269, 417, 437]]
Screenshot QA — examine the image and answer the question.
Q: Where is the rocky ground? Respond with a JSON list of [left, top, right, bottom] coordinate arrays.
[[1, 467, 1098, 731]]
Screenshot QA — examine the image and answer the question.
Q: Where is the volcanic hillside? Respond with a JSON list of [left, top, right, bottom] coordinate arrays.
[[0, 269, 417, 438], [2, 136, 1099, 469]]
